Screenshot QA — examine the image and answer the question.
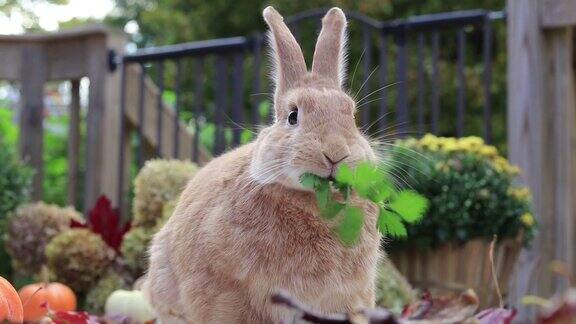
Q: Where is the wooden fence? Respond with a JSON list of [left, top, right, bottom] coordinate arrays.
[[506, 0, 576, 319]]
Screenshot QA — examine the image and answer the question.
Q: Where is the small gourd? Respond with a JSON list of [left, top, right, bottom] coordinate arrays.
[[105, 290, 155, 322], [18, 282, 76, 321], [0, 276, 23, 323]]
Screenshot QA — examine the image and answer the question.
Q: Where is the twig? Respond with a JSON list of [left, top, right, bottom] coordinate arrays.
[[270, 291, 398, 324], [489, 235, 503, 308]]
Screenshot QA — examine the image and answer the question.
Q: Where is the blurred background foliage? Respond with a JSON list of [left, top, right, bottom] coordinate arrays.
[[105, 0, 503, 46]]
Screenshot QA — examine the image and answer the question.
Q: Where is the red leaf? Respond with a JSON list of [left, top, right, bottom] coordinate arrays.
[[70, 219, 87, 229], [52, 311, 99, 324], [84, 195, 131, 253]]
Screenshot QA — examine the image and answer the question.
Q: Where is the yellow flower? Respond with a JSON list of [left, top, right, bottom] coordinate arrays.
[[508, 187, 532, 201], [479, 145, 498, 158], [461, 136, 484, 147], [520, 212, 535, 227]]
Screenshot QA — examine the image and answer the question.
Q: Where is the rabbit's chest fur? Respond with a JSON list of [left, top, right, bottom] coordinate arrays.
[[147, 144, 381, 322]]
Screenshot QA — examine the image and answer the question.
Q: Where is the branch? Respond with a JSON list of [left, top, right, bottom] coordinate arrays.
[[270, 291, 398, 324]]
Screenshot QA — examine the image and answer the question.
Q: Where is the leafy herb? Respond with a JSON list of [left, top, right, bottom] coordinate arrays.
[[300, 162, 428, 245]]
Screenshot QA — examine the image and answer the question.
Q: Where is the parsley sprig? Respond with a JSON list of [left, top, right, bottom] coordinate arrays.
[[300, 162, 428, 246]]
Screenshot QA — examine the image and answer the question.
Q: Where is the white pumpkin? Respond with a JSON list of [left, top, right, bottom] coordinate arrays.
[[105, 290, 155, 322]]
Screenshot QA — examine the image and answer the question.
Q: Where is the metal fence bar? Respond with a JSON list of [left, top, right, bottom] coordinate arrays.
[[378, 34, 388, 131], [231, 53, 245, 146], [456, 28, 466, 137], [431, 31, 440, 134], [137, 63, 146, 168], [395, 29, 409, 134], [193, 58, 204, 163], [360, 25, 372, 126], [482, 17, 493, 143], [291, 23, 301, 42], [214, 56, 228, 155], [173, 59, 183, 157], [123, 37, 251, 62], [156, 61, 164, 155], [252, 34, 263, 125], [416, 32, 425, 134]]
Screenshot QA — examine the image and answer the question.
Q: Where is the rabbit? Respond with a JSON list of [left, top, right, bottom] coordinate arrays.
[[143, 6, 382, 324]]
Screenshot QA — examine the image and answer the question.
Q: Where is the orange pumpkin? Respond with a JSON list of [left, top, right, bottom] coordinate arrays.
[[0, 276, 23, 323], [19, 282, 76, 321]]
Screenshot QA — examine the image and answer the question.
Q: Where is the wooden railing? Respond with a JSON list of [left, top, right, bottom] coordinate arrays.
[[0, 25, 209, 212]]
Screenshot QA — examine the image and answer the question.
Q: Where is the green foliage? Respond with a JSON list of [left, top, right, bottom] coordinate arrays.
[[0, 107, 80, 208], [121, 227, 155, 277], [300, 162, 428, 245], [388, 135, 535, 248], [375, 260, 416, 314], [0, 133, 33, 279], [107, 0, 503, 47], [43, 113, 85, 207]]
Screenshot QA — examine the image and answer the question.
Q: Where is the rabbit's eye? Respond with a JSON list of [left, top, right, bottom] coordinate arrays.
[[288, 108, 298, 125]]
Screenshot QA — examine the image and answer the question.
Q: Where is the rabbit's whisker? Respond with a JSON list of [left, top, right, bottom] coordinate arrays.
[[356, 82, 401, 106], [353, 65, 379, 101], [348, 48, 366, 93]]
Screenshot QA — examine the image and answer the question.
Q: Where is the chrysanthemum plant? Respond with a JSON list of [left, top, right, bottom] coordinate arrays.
[[390, 134, 536, 247]]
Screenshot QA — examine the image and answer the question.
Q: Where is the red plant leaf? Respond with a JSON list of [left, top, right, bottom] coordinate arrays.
[[51, 310, 99, 324], [70, 219, 87, 229], [83, 195, 131, 253]]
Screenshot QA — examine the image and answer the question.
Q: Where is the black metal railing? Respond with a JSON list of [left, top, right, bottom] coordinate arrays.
[[115, 8, 505, 206]]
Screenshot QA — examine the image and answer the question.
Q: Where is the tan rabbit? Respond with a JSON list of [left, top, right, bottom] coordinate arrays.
[[143, 6, 382, 323]]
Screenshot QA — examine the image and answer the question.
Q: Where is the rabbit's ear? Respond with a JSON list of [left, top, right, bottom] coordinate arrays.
[[312, 8, 347, 88], [263, 6, 307, 95]]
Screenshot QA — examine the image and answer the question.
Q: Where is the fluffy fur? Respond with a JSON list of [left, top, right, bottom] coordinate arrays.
[[144, 6, 382, 323]]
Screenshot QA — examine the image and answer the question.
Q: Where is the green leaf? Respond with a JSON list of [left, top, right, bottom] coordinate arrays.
[[335, 164, 355, 185], [365, 176, 394, 203], [377, 207, 408, 238], [315, 180, 330, 209], [300, 173, 320, 189], [355, 163, 376, 191], [334, 181, 351, 199], [389, 190, 429, 223], [337, 206, 364, 246], [321, 201, 346, 219]]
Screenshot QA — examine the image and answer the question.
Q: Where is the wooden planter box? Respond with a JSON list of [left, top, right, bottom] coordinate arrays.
[[388, 238, 522, 307]]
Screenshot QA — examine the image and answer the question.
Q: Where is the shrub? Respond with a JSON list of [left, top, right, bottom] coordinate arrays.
[[84, 270, 127, 314], [388, 134, 535, 248], [5, 202, 81, 277], [121, 227, 155, 277], [0, 136, 33, 279], [375, 260, 416, 314], [45, 229, 115, 293], [133, 159, 198, 227]]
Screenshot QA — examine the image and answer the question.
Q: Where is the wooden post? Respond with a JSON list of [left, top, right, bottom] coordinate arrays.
[[545, 27, 576, 287], [507, 0, 576, 319], [67, 79, 81, 207], [101, 32, 128, 209], [19, 44, 46, 201], [84, 35, 107, 212]]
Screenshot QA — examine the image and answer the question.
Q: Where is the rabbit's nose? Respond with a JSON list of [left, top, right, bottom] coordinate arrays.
[[323, 152, 349, 166]]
